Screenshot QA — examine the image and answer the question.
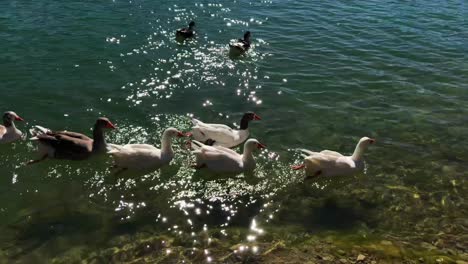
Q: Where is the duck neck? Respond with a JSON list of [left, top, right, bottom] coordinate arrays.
[[161, 133, 174, 156], [242, 146, 255, 166], [351, 142, 366, 161], [3, 118, 13, 128], [239, 117, 250, 130], [92, 126, 107, 152]]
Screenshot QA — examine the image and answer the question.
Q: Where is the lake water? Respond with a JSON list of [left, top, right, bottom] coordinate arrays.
[[0, 0, 467, 262]]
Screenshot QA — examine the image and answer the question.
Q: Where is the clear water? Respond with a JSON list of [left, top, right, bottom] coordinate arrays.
[[1, 0, 467, 262]]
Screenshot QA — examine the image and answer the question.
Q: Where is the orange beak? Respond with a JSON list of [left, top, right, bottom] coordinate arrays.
[[106, 121, 116, 129]]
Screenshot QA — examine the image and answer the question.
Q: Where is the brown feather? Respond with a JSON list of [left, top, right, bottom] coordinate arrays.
[[37, 131, 93, 160]]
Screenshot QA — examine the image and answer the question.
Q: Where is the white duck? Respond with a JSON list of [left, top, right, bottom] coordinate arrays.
[[0, 111, 24, 144], [190, 112, 261, 148], [292, 137, 375, 179], [107, 127, 187, 174], [191, 138, 266, 174]]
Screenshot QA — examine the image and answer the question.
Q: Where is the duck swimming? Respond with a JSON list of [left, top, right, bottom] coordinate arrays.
[[189, 112, 261, 148], [191, 138, 265, 174], [176, 21, 196, 40], [0, 111, 24, 144], [107, 127, 188, 175], [229, 31, 252, 55], [28, 117, 116, 164], [292, 137, 375, 179]]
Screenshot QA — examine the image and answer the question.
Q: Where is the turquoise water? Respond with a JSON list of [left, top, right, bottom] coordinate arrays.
[[1, 0, 467, 262]]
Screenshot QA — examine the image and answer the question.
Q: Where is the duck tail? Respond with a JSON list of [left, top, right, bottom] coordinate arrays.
[[190, 140, 204, 151], [107, 144, 123, 154], [298, 148, 315, 156], [29, 125, 51, 140], [191, 118, 201, 126]]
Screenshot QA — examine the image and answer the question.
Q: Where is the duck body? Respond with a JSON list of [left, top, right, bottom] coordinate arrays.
[[108, 128, 186, 171], [34, 131, 92, 160], [300, 150, 364, 177], [229, 31, 252, 55], [0, 111, 24, 144], [191, 119, 248, 148], [0, 126, 23, 144], [190, 112, 260, 148], [191, 138, 265, 174], [229, 42, 249, 53], [176, 28, 195, 38], [293, 137, 375, 179], [108, 144, 170, 170], [28, 118, 116, 164], [176, 21, 195, 39]]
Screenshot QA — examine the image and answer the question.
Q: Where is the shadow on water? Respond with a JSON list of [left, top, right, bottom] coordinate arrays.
[[273, 175, 379, 231], [2, 201, 109, 260]]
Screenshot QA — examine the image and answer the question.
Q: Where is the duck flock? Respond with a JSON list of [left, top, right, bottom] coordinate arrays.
[[1, 22, 375, 179]]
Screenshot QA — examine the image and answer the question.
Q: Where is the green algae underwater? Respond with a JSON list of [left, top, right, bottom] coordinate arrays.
[[1, 0, 467, 263]]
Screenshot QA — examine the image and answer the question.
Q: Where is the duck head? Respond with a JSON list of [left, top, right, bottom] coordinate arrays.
[[95, 117, 116, 130], [163, 127, 188, 138], [3, 111, 24, 127], [240, 112, 261, 130], [244, 138, 266, 152], [351, 136, 375, 161], [358, 137, 376, 147], [189, 21, 195, 29], [244, 31, 251, 41]]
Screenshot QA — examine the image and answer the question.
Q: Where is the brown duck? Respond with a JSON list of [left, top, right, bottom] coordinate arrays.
[[28, 117, 116, 164]]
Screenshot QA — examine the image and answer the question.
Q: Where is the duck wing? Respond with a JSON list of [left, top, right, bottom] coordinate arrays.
[[176, 28, 194, 37], [305, 153, 339, 169], [123, 144, 158, 150], [230, 42, 246, 50], [196, 144, 240, 161], [54, 131, 92, 141], [192, 118, 232, 130], [108, 143, 158, 154], [37, 133, 92, 158], [211, 145, 240, 157], [298, 148, 320, 158], [111, 147, 163, 169], [30, 125, 51, 138], [320, 150, 344, 157], [193, 123, 238, 143]]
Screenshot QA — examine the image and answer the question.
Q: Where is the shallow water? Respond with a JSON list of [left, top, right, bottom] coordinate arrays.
[[0, 0, 467, 262]]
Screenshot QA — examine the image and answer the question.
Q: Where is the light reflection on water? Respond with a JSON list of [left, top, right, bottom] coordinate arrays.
[[0, 0, 467, 262], [46, 116, 302, 259]]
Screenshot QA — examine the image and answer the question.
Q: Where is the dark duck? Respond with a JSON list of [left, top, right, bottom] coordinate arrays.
[[229, 31, 252, 55], [28, 117, 116, 164], [176, 21, 196, 40]]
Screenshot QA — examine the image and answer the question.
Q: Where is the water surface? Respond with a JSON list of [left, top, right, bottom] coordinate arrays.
[[0, 0, 467, 262]]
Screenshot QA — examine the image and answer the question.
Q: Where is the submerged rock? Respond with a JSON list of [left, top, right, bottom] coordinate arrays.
[[357, 253, 366, 261]]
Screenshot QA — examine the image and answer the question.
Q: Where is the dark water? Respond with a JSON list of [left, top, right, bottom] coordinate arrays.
[[0, 0, 467, 262]]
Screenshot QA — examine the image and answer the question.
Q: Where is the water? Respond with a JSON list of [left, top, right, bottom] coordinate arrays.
[[1, 0, 467, 262]]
